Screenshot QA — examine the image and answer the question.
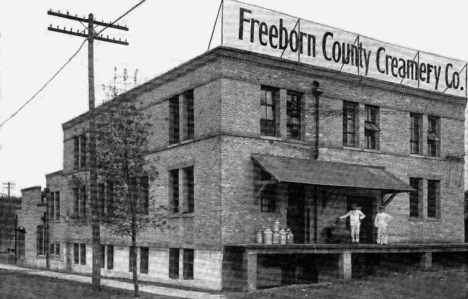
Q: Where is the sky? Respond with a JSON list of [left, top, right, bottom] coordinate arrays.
[[0, 0, 468, 196]]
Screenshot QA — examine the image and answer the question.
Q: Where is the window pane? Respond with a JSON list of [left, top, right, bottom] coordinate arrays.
[[74, 243, 79, 264], [55, 192, 60, 220], [183, 249, 194, 280], [266, 91, 272, 105], [129, 246, 136, 272], [50, 193, 55, 222], [107, 245, 114, 270], [170, 170, 179, 213], [100, 245, 105, 268], [80, 244, 86, 265], [427, 180, 439, 218], [409, 178, 421, 218], [169, 248, 179, 279], [169, 97, 180, 144], [140, 247, 149, 274]]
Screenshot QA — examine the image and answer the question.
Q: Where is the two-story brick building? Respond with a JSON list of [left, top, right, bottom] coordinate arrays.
[[17, 0, 467, 291]]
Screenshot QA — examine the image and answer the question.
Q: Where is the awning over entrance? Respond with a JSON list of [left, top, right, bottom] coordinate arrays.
[[252, 154, 414, 193]]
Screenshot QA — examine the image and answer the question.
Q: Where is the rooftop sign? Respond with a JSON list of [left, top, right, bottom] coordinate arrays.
[[222, 0, 467, 97]]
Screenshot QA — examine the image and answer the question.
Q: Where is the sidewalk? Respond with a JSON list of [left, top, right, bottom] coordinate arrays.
[[0, 264, 225, 299]]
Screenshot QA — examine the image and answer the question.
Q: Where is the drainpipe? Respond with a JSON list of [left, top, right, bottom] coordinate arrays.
[[311, 81, 323, 243], [311, 81, 323, 160]]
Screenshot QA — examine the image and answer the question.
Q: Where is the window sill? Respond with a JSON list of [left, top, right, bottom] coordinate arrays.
[[180, 139, 194, 144], [260, 136, 281, 141], [409, 217, 441, 222], [363, 148, 380, 153], [285, 138, 306, 144], [168, 213, 194, 218], [343, 146, 360, 151]]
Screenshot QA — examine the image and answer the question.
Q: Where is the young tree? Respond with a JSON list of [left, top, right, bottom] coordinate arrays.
[[66, 68, 164, 296], [94, 95, 167, 297]]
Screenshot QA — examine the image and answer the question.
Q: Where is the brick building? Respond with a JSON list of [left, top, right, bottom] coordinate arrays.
[[17, 45, 466, 290]]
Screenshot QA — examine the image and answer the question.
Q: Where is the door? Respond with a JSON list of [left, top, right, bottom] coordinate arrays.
[[346, 197, 374, 244], [287, 184, 306, 244]]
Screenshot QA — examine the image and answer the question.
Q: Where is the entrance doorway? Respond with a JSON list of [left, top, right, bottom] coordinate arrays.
[[346, 197, 375, 244], [287, 184, 306, 244]]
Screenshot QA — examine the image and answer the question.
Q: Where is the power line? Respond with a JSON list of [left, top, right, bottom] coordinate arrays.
[[0, 1, 146, 129], [0, 40, 87, 128]]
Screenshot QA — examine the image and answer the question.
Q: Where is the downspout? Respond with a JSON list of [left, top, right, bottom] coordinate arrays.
[[311, 81, 323, 243], [312, 81, 323, 160]]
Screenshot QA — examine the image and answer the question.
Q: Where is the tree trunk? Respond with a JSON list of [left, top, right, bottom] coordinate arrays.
[[92, 222, 101, 290], [132, 235, 139, 297]]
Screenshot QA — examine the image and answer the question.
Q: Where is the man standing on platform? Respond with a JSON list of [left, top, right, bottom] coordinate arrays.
[[374, 206, 393, 245], [338, 203, 365, 244]]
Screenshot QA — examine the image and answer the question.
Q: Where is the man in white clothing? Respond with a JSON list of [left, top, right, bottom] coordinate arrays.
[[374, 206, 393, 245], [338, 203, 365, 244]]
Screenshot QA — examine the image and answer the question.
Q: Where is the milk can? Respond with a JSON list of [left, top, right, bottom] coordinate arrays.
[[272, 230, 280, 244], [256, 229, 263, 244], [286, 228, 294, 244], [263, 227, 273, 245], [279, 228, 287, 244], [273, 219, 280, 232]]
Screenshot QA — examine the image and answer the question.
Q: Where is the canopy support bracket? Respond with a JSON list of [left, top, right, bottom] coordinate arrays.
[[382, 192, 398, 207]]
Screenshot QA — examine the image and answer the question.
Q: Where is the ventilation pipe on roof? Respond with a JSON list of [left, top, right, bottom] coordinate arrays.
[[312, 81, 323, 160]]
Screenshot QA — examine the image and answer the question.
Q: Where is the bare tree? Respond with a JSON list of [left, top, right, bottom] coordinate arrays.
[[94, 94, 168, 298], [66, 68, 166, 297]]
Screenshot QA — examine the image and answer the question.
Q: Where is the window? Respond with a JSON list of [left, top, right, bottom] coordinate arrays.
[[184, 90, 194, 141], [169, 248, 180, 279], [74, 243, 86, 265], [100, 245, 106, 268], [140, 176, 149, 215], [364, 105, 380, 149], [169, 96, 180, 144], [427, 180, 440, 218], [50, 192, 55, 222], [409, 178, 422, 218], [74, 187, 87, 218], [36, 225, 45, 256], [80, 244, 86, 265], [410, 113, 422, 154], [427, 116, 440, 157], [343, 101, 358, 147], [74, 244, 79, 264], [183, 249, 194, 280], [140, 247, 149, 274], [73, 187, 86, 218], [183, 167, 194, 214], [49, 191, 60, 221], [107, 245, 114, 270], [170, 169, 179, 213], [260, 86, 279, 137], [286, 92, 302, 140], [55, 192, 60, 221], [73, 134, 87, 170], [260, 169, 276, 212], [50, 243, 60, 257], [17, 231, 25, 258], [98, 183, 105, 217], [106, 181, 114, 217], [130, 176, 149, 215], [129, 246, 136, 272]]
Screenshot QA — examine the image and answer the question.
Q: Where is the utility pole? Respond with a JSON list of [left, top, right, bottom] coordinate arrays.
[[2, 182, 15, 264], [48, 10, 128, 290]]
